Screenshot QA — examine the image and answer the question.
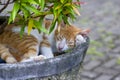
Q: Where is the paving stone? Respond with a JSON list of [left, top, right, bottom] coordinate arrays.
[[113, 47, 120, 53], [80, 77, 91, 80], [81, 70, 100, 79], [95, 74, 113, 80], [83, 56, 91, 64], [94, 67, 119, 75], [114, 65, 120, 70], [81, 77, 92, 80], [114, 39, 120, 47], [102, 59, 117, 68], [114, 75, 120, 80], [108, 26, 120, 35], [95, 55, 109, 62], [108, 53, 120, 59], [83, 60, 101, 70]]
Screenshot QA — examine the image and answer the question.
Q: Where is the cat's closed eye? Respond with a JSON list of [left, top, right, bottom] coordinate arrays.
[[68, 41, 74, 45], [67, 40, 75, 48]]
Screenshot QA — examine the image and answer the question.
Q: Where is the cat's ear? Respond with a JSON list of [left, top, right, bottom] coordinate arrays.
[[79, 29, 90, 36], [75, 34, 86, 46], [60, 20, 66, 27], [44, 19, 52, 29]]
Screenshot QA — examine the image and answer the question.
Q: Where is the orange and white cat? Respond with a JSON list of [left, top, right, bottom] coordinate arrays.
[[0, 19, 89, 63]]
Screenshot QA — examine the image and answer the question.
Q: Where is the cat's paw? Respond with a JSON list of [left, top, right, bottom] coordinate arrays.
[[33, 55, 46, 61], [21, 55, 46, 62], [6, 57, 17, 63], [21, 59, 33, 62]]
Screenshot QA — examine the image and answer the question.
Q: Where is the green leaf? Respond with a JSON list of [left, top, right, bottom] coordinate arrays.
[[33, 20, 40, 29], [12, 2, 20, 20], [62, 15, 69, 24], [40, 26, 49, 34], [8, 15, 12, 24], [72, 5, 81, 16], [58, 13, 63, 23], [33, 20, 48, 34], [63, 6, 74, 15], [49, 19, 57, 34], [40, 0, 45, 11], [20, 25, 25, 38], [64, 3, 71, 7], [55, 4, 62, 10], [14, 15, 25, 25], [53, 9, 58, 21], [60, 0, 64, 3], [8, 2, 20, 24], [28, 19, 34, 35], [39, 16, 48, 34], [21, 6, 30, 20], [57, 8, 63, 15], [63, 6, 76, 21], [39, 16, 44, 27], [69, 14, 76, 21], [38, 0, 41, 3], [21, 0, 37, 4], [21, 3, 40, 14]]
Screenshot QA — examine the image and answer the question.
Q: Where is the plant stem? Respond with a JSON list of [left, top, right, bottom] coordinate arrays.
[[32, 11, 52, 18]]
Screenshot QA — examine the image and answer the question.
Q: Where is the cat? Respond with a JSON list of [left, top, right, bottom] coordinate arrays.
[[0, 19, 89, 63]]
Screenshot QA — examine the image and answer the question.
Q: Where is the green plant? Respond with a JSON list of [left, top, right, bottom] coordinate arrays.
[[0, 0, 83, 35]]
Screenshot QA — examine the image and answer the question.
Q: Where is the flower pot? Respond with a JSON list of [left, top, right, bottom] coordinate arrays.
[[0, 16, 89, 80]]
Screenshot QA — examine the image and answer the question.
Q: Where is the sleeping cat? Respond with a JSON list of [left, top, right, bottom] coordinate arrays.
[[0, 19, 89, 63]]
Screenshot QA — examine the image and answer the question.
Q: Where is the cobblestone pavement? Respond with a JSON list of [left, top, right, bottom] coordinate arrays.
[[74, 0, 120, 80]]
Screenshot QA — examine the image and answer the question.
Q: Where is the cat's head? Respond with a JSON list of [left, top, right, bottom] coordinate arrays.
[[55, 25, 89, 52]]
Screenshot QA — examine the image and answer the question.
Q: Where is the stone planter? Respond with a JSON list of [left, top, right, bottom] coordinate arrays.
[[0, 17, 89, 80]]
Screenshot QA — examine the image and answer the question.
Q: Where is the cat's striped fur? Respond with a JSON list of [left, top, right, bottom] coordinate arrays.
[[0, 20, 89, 63], [0, 31, 39, 63]]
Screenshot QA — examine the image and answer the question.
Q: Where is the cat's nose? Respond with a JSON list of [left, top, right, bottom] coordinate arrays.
[[58, 47, 63, 51]]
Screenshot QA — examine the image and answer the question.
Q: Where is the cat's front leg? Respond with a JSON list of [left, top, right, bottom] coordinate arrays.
[[32, 55, 46, 61], [21, 45, 48, 62], [40, 39, 54, 59], [21, 55, 46, 62]]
